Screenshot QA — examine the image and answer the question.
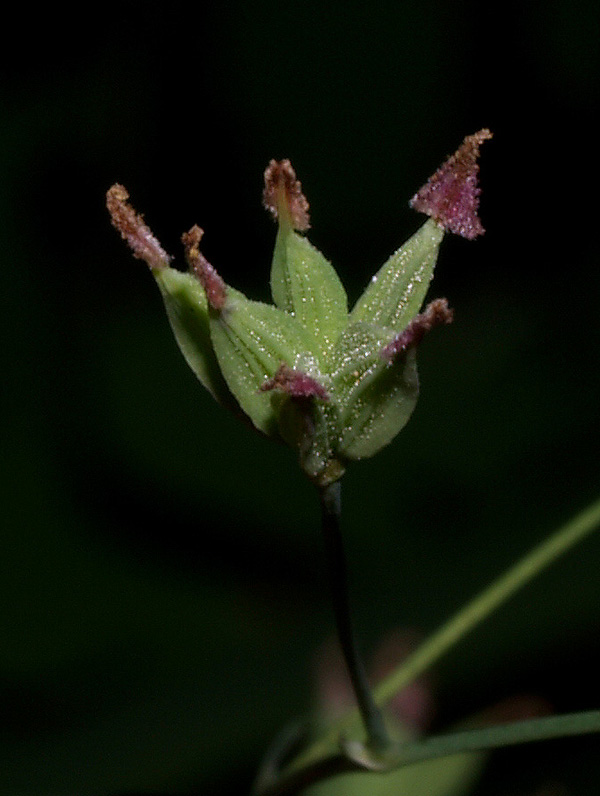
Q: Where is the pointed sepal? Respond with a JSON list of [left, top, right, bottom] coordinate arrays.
[[264, 160, 348, 363], [107, 185, 233, 405], [349, 219, 444, 333], [332, 323, 419, 460], [180, 227, 315, 435], [154, 268, 234, 407], [207, 288, 315, 436]]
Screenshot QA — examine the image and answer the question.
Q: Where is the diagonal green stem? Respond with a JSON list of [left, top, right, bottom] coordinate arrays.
[[290, 494, 600, 773], [375, 495, 600, 707], [319, 480, 390, 750], [376, 709, 600, 768]]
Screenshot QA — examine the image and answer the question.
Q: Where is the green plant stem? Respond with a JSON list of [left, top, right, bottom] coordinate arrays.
[[257, 710, 600, 796], [319, 480, 390, 750], [290, 494, 600, 773], [374, 494, 600, 706], [370, 710, 600, 768]]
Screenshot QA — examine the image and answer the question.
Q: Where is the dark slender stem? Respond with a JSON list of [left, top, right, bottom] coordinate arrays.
[[319, 480, 390, 750]]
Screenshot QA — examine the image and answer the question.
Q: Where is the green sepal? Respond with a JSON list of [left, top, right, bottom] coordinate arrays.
[[209, 288, 314, 435], [154, 267, 234, 409], [349, 219, 444, 332], [331, 323, 419, 460], [270, 228, 348, 364], [277, 396, 342, 483]]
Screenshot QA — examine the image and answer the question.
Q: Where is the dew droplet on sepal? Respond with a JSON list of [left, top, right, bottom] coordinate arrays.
[[409, 129, 492, 239], [263, 159, 311, 231], [182, 225, 228, 310], [380, 298, 454, 362], [106, 184, 171, 270]]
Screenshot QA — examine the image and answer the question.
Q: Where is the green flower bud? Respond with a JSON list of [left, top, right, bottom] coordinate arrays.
[[107, 131, 490, 485]]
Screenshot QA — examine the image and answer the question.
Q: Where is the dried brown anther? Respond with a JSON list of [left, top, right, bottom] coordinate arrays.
[[381, 298, 454, 361], [106, 184, 171, 270], [410, 129, 493, 239], [263, 159, 311, 232], [182, 225, 228, 311]]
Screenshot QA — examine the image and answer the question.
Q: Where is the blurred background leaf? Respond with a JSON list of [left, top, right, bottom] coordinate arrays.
[[1, 1, 600, 793]]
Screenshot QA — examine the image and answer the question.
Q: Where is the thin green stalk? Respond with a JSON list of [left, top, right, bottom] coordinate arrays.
[[319, 480, 390, 750], [374, 710, 600, 768], [290, 494, 600, 772], [375, 495, 600, 706]]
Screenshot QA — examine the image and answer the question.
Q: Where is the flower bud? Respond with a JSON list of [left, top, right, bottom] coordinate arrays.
[[108, 133, 489, 482]]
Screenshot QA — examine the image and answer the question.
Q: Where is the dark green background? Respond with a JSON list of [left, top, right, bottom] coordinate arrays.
[[2, 1, 600, 793]]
